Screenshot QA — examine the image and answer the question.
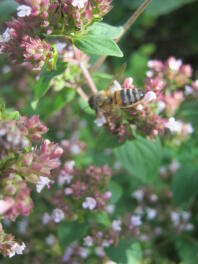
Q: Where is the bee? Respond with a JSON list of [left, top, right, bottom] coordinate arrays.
[[88, 87, 145, 114]]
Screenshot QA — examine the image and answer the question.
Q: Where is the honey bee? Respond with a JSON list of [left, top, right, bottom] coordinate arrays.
[[88, 87, 145, 114]]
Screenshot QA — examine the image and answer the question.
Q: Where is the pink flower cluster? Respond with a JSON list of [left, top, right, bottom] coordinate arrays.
[[0, 113, 63, 257], [0, 0, 112, 69], [51, 161, 112, 220]]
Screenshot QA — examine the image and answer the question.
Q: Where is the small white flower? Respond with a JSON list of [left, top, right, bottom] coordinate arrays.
[[45, 234, 56, 246], [94, 115, 107, 127], [169, 160, 180, 173], [185, 123, 194, 134], [82, 197, 97, 210], [157, 101, 166, 112], [132, 189, 144, 202], [70, 144, 81, 155], [36, 176, 51, 193], [106, 204, 115, 214], [102, 240, 110, 248], [180, 211, 191, 221], [52, 208, 65, 223], [136, 104, 144, 111], [2, 65, 11, 74], [64, 187, 73, 195], [95, 247, 105, 257], [9, 242, 26, 258], [112, 219, 122, 232], [56, 42, 66, 53], [171, 211, 180, 225], [150, 194, 158, 202], [64, 160, 75, 171], [146, 208, 157, 220], [144, 91, 157, 102], [17, 5, 32, 17], [79, 247, 89, 259], [2, 28, 11, 42], [168, 57, 182, 71], [42, 212, 51, 225], [165, 117, 182, 134], [147, 60, 154, 68], [58, 174, 73, 186], [130, 215, 142, 227], [184, 223, 194, 231], [72, 0, 88, 9], [83, 236, 93, 247], [146, 70, 154, 77], [184, 85, 194, 96]]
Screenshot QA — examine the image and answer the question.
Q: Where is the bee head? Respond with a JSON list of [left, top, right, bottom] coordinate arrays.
[[88, 96, 95, 110]]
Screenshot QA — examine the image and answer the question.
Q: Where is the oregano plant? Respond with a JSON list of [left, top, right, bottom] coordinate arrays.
[[0, 0, 198, 263]]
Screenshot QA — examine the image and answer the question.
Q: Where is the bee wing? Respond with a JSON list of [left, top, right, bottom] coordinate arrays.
[[105, 63, 127, 94]]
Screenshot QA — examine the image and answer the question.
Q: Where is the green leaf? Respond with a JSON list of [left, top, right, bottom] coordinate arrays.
[[0, 0, 18, 22], [109, 181, 123, 203], [5, 109, 20, 120], [172, 165, 198, 206], [114, 136, 162, 185], [74, 35, 123, 57], [58, 221, 88, 250], [176, 237, 198, 264], [33, 61, 67, 106], [88, 22, 123, 40], [145, 0, 196, 17], [105, 240, 142, 264]]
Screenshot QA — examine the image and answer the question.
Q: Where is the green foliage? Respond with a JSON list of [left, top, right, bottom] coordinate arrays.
[[172, 165, 198, 206], [146, 0, 196, 16], [74, 35, 123, 57], [0, 0, 17, 22], [74, 22, 123, 57], [176, 237, 198, 264], [58, 221, 88, 250], [88, 22, 123, 39], [109, 181, 123, 203], [114, 136, 162, 185], [32, 62, 68, 109], [105, 240, 142, 264]]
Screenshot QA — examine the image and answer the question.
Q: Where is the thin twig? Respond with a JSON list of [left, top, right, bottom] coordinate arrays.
[[76, 87, 89, 102], [73, 45, 98, 95], [90, 0, 152, 73]]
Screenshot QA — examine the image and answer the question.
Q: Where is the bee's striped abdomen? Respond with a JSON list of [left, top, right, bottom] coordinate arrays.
[[113, 89, 144, 108]]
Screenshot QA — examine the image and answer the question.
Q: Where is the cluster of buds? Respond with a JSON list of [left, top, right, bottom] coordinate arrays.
[[63, 226, 119, 263], [50, 161, 112, 221], [0, 0, 112, 69], [0, 111, 63, 257], [95, 57, 197, 143]]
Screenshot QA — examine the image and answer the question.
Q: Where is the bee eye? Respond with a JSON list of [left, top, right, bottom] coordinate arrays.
[[88, 96, 94, 109]]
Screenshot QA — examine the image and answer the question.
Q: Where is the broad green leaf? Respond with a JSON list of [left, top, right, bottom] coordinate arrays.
[[5, 109, 20, 120], [88, 22, 123, 39], [114, 136, 162, 185], [58, 221, 88, 250], [146, 0, 196, 16], [172, 165, 198, 206], [105, 240, 142, 264], [74, 35, 123, 57], [0, 0, 18, 22], [109, 181, 123, 203], [33, 61, 67, 104], [176, 237, 198, 264]]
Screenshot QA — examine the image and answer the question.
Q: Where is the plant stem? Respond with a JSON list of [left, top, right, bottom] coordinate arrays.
[[76, 87, 89, 102], [90, 0, 152, 73], [73, 45, 98, 95]]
